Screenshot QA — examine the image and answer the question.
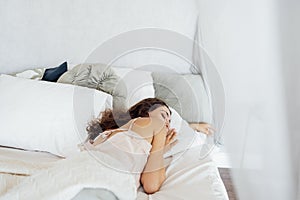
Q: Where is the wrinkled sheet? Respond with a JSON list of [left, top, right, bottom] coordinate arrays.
[[0, 146, 228, 200], [137, 146, 229, 200], [0, 149, 137, 200]]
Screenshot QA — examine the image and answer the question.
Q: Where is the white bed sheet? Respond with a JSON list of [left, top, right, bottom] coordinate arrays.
[[137, 146, 229, 200], [0, 148, 138, 200], [0, 147, 61, 196], [0, 146, 228, 200]]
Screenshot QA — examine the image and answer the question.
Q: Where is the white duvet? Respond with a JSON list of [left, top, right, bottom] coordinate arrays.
[[137, 146, 229, 200], [0, 151, 137, 200], [0, 145, 229, 200]]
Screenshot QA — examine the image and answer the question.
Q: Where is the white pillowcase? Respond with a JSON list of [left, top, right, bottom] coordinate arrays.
[[0, 75, 112, 157], [111, 67, 155, 108], [12, 68, 45, 80], [164, 108, 207, 158]]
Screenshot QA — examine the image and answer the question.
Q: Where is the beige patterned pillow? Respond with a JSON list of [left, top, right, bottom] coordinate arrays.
[[58, 63, 127, 111]]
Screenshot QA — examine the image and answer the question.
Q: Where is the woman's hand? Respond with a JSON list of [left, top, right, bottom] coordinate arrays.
[[189, 122, 215, 135], [165, 128, 177, 146], [163, 128, 178, 153]]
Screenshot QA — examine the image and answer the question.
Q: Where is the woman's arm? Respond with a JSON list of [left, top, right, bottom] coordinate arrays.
[[140, 120, 168, 194], [189, 122, 215, 135]]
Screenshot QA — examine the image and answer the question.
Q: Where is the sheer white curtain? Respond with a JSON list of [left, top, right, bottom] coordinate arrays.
[[194, 0, 299, 199], [278, 0, 300, 199]]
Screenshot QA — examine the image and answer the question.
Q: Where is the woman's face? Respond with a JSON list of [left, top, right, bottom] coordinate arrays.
[[148, 105, 171, 128]]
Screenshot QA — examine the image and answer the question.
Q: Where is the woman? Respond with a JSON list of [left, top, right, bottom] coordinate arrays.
[[82, 98, 214, 194]]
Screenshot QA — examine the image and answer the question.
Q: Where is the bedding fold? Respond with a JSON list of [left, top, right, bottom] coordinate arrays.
[[0, 151, 137, 200], [0, 145, 229, 200]]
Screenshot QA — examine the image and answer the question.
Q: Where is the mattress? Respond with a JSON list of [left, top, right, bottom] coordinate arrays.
[[0, 146, 228, 200]]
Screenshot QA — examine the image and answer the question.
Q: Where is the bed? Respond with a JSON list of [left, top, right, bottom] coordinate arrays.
[[0, 62, 228, 199], [0, 0, 231, 198]]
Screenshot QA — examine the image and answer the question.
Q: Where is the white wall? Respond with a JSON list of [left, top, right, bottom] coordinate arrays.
[[195, 0, 296, 199], [0, 0, 198, 74]]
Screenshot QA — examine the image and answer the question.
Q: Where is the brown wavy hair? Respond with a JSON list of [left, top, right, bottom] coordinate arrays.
[[86, 98, 171, 140]]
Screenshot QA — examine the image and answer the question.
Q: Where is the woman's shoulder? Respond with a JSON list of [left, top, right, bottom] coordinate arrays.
[[134, 117, 166, 133], [134, 117, 164, 125]]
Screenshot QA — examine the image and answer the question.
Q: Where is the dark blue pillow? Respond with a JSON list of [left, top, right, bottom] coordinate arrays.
[[42, 62, 67, 82]]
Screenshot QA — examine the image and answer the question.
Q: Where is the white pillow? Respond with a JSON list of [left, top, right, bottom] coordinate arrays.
[[0, 75, 112, 157], [11, 68, 45, 80], [164, 108, 207, 158], [112, 67, 155, 108]]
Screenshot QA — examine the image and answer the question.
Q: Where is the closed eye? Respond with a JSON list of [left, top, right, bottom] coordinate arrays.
[[161, 111, 171, 123]]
